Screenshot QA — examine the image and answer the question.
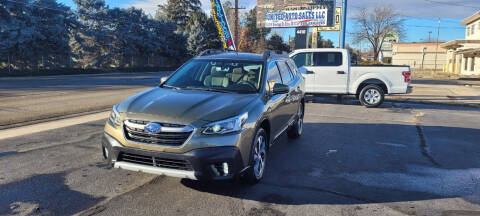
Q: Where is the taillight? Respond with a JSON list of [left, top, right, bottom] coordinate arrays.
[[402, 71, 411, 83]]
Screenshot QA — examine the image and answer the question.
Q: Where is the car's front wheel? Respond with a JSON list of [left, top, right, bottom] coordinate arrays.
[[241, 128, 267, 184]]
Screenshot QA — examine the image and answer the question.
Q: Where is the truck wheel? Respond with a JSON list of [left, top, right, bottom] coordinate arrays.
[[287, 103, 303, 139], [359, 84, 384, 108], [241, 128, 267, 184]]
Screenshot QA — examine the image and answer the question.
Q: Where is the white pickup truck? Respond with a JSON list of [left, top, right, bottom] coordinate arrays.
[[290, 48, 411, 107]]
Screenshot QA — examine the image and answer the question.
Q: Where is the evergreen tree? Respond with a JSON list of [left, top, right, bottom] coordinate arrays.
[[157, 0, 201, 31], [267, 33, 289, 52], [72, 0, 111, 67], [186, 12, 208, 56], [0, 0, 77, 70], [245, 7, 270, 52]]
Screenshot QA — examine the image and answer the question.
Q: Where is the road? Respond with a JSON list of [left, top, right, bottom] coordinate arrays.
[[0, 72, 167, 129], [1, 100, 479, 216]]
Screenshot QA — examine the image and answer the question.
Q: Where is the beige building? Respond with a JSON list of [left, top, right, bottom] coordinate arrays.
[[391, 42, 447, 70], [441, 11, 480, 75]]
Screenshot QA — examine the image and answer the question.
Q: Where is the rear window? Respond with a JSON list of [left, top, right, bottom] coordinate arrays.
[[313, 52, 342, 66]]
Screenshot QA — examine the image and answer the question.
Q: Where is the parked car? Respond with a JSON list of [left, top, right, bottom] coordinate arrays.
[[290, 48, 412, 107], [102, 50, 305, 184]]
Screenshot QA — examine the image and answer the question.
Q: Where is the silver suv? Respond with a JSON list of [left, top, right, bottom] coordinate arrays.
[[102, 50, 305, 184]]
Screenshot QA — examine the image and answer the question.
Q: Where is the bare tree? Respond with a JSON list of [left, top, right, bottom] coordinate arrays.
[[352, 5, 404, 61]]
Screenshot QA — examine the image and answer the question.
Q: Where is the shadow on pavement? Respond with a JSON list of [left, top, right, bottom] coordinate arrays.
[[182, 123, 480, 206], [0, 172, 104, 215], [308, 94, 480, 111]]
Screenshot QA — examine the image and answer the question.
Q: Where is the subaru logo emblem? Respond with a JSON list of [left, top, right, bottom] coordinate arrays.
[[144, 123, 162, 134]]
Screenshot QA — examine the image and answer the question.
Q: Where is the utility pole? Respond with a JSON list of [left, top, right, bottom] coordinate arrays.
[[428, 31, 432, 42], [434, 18, 440, 76], [231, 0, 245, 49]]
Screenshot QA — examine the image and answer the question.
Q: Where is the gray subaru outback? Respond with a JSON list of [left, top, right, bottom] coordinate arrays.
[[102, 50, 305, 184]]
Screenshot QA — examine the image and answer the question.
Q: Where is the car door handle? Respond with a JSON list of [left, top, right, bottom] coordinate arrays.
[[307, 70, 314, 74], [337, 71, 346, 74]]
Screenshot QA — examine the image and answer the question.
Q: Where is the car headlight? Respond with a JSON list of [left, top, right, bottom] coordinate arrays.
[[202, 113, 248, 135], [108, 104, 121, 127]]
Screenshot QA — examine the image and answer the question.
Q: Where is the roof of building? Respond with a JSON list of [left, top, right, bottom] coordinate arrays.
[[461, 11, 480, 25], [457, 48, 480, 57], [392, 42, 443, 46], [440, 40, 480, 49]]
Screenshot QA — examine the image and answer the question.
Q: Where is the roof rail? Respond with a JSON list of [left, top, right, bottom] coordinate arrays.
[[262, 50, 289, 60], [198, 49, 225, 56]]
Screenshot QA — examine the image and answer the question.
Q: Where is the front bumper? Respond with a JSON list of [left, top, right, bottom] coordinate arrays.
[[102, 134, 244, 181]]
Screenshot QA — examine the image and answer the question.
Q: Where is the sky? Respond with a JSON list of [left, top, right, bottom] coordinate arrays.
[[57, 0, 479, 49]]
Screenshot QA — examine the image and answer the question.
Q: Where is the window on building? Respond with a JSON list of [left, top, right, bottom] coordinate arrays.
[[472, 24, 476, 35], [472, 57, 476, 71], [465, 57, 468, 71]]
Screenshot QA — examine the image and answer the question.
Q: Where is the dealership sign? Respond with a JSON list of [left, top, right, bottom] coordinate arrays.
[[211, 0, 236, 50], [257, 0, 335, 28], [265, 8, 328, 28]]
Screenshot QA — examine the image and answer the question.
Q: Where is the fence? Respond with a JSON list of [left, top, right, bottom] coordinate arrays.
[[0, 53, 182, 77]]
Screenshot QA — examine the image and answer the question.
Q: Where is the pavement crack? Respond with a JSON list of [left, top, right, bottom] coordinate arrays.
[[413, 113, 441, 167], [260, 181, 374, 204]]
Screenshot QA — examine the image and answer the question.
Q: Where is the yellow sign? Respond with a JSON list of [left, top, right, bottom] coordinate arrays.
[[315, 7, 341, 32]]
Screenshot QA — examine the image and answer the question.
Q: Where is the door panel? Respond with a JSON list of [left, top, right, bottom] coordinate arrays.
[[265, 61, 289, 137], [278, 61, 300, 124], [292, 52, 317, 92], [311, 52, 348, 93]]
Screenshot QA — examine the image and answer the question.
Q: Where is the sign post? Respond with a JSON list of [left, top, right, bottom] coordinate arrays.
[[340, 0, 347, 48], [294, 27, 308, 50]]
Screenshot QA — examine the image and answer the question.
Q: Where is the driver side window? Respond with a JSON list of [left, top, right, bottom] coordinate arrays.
[[292, 52, 313, 68], [267, 61, 283, 92]]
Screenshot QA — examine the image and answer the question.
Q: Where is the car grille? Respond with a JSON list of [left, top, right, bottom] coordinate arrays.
[[117, 152, 193, 171], [123, 119, 194, 146]]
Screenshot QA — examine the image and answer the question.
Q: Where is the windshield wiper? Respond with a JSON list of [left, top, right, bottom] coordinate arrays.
[[184, 86, 231, 93], [161, 84, 181, 90]]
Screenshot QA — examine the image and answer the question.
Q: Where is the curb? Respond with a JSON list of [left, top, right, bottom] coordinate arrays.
[[385, 98, 480, 109], [0, 108, 112, 130]]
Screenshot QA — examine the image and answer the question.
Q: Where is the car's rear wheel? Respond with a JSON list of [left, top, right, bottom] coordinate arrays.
[[359, 84, 384, 108], [241, 128, 267, 184], [287, 103, 304, 139]]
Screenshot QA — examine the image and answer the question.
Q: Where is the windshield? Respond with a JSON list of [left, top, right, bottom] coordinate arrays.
[[164, 59, 264, 93]]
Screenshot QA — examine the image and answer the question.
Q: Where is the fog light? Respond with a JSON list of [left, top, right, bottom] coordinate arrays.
[[222, 162, 229, 175], [210, 162, 230, 177]]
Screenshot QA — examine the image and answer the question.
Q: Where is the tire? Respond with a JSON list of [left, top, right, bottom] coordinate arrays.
[[241, 128, 267, 184], [359, 84, 384, 108], [287, 102, 304, 139]]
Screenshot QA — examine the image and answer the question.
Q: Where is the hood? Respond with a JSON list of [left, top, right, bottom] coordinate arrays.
[[119, 87, 258, 125]]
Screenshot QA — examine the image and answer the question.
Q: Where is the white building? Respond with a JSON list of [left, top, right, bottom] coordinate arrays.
[[441, 11, 480, 75]]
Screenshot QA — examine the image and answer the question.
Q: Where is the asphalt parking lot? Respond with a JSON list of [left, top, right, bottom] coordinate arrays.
[[1, 100, 480, 216]]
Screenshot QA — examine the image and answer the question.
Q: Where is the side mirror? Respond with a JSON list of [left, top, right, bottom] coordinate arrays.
[[298, 67, 307, 75], [160, 76, 168, 84], [272, 83, 290, 95]]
